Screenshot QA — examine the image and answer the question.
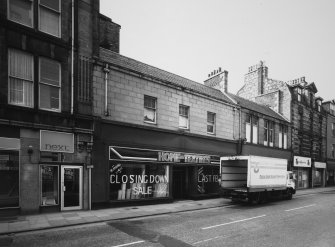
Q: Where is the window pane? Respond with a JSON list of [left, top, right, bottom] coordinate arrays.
[[8, 49, 34, 107], [40, 0, 60, 11], [252, 125, 258, 144], [9, 49, 33, 80], [40, 84, 60, 110], [39, 7, 60, 37], [283, 134, 287, 149], [40, 58, 60, 86], [179, 116, 188, 129], [207, 112, 215, 123], [246, 123, 251, 143], [179, 105, 188, 117], [8, 0, 33, 27], [207, 125, 214, 133], [41, 166, 58, 205], [144, 108, 155, 122], [0, 151, 19, 208], [279, 132, 283, 148], [144, 96, 156, 109]]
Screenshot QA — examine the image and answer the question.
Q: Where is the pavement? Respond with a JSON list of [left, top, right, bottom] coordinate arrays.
[[0, 186, 334, 235]]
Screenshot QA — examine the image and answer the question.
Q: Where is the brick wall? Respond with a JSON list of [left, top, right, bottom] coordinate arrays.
[[92, 66, 239, 141]]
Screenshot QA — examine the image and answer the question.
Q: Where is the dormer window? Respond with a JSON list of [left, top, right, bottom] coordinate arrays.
[[304, 89, 309, 105], [310, 92, 314, 108]]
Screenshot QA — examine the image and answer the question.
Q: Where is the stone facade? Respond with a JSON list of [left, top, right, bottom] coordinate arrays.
[[92, 63, 239, 140]]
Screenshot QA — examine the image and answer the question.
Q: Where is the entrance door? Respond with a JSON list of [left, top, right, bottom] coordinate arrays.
[[172, 166, 187, 199], [61, 166, 83, 211]]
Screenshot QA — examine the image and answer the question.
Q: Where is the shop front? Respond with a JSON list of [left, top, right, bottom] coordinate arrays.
[[108, 146, 221, 203], [313, 162, 326, 187], [38, 130, 91, 212], [292, 156, 311, 189], [0, 136, 20, 210]]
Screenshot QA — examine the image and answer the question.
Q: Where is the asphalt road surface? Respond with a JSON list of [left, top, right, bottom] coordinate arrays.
[[1, 191, 335, 247]]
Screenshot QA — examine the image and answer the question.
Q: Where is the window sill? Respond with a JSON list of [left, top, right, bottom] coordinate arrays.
[[144, 120, 157, 125]]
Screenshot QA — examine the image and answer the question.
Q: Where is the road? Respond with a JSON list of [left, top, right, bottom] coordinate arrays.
[[1, 191, 335, 247]]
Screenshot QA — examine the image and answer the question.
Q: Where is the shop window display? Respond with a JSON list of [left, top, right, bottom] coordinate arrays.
[[41, 165, 59, 205], [109, 163, 169, 200], [197, 166, 220, 194], [0, 151, 19, 208]]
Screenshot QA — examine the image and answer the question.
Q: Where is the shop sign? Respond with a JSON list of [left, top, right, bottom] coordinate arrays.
[[0, 137, 20, 150], [314, 162, 326, 169], [158, 151, 210, 164], [293, 156, 311, 168], [40, 130, 74, 153]]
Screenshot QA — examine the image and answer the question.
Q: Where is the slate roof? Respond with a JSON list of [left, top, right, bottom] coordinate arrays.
[[227, 93, 289, 122], [99, 48, 233, 104]]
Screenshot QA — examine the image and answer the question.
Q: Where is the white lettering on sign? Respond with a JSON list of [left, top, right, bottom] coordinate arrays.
[[133, 186, 152, 195], [44, 144, 71, 152], [109, 174, 169, 184], [198, 174, 219, 183], [158, 152, 210, 164]]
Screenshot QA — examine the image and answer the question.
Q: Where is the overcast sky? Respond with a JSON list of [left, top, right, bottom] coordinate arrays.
[[100, 0, 335, 101]]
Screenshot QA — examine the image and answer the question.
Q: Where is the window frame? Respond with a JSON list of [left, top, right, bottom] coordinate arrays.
[[179, 104, 190, 129], [264, 120, 274, 147], [143, 95, 157, 124], [38, 57, 61, 112], [246, 114, 258, 144], [207, 111, 216, 135], [279, 124, 288, 149], [332, 123, 335, 137], [40, 164, 59, 206], [332, 144, 335, 158], [38, 0, 61, 38], [8, 49, 34, 108], [7, 0, 34, 28]]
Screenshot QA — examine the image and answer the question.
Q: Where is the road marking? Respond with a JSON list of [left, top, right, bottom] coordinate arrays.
[[201, 214, 266, 230], [193, 235, 229, 245], [285, 204, 316, 212], [110, 240, 145, 247]]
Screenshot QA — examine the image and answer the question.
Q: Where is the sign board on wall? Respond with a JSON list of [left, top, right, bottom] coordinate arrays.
[[40, 130, 74, 153], [314, 162, 326, 169], [293, 156, 311, 168]]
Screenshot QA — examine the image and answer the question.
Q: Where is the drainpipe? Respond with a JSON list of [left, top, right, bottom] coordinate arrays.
[[104, 64, 110, 116], [70, 0, 75, 115]]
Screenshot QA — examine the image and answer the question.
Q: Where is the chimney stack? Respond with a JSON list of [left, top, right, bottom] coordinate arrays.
[[204, 67, 228, 93]]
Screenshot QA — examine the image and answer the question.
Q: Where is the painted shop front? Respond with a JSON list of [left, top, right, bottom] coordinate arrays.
[[108, 146, 221, 202], [292, 156, 311, 189], [0, 125, 92, 214], [313, 162, 326, 187], [326, 160, 335, 186], [91, 122, 238, 208]]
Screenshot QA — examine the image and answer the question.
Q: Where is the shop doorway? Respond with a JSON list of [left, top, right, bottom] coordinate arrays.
[[172, 166, 188, 199], [61, 166, 83, 211]]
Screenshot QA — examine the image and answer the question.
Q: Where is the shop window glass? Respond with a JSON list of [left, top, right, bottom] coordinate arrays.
[[8, 0, 34, 27], [197, 166, 220, 194], [8, 49, 34, 107], [39, 0, 61, 37], [144, 95, 157, 123], [0, 151, 19, 208], [109, 163, 169, 200], [40, 165, 59, 205], [39, 57, 61, 111]]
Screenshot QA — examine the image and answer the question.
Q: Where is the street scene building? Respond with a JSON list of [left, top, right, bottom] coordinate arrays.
[[237, 61, 327, 189], [0, 0, 334, 217]]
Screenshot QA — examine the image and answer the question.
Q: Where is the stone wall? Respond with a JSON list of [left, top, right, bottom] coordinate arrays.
[[92, 66, 239, 141]]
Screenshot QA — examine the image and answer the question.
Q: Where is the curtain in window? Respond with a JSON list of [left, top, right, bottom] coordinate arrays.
[[252, 124, 258, 144], [8, 49, 34, 107], [246, 123, 251, 143]]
